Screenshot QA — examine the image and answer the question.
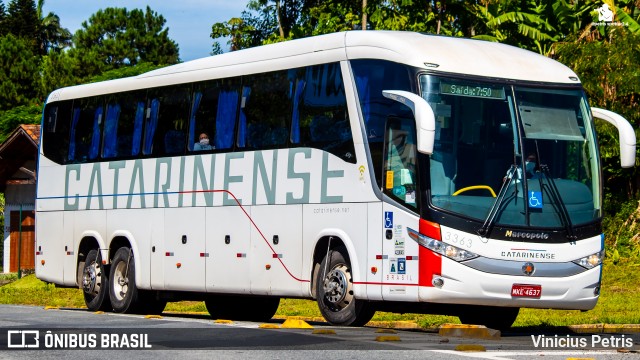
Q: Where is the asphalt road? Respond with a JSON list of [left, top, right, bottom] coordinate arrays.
[[0, 305, 638, 359]]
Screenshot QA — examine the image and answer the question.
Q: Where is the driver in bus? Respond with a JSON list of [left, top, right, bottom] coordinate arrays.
[[194, 132, 214, 151], [504, 153, 538, 182]]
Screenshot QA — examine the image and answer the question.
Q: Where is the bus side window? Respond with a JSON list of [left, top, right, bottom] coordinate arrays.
[[102, 91, 147, 159], [295, 63, 356, 163], [239, 71, 291, 150], [189, 79, 241, 152], [384, 117, 418, 210], [42, 101, 72, 164], [351, 59, 414, 185], [69, 97, 103, 163], [145, 86, 191, 156]]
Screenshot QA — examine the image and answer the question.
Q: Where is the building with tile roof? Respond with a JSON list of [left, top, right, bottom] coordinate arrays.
[[1, 125, 39, 273]]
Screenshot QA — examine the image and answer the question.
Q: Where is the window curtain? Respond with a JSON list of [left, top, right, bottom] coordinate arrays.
[[88, 106, 103, 160], [102, 104, 121, 158], [131, 102, 145, 156], [236, 86, 251, 148], [215, 90, 238, 149], [143, 99, 160, 154], [189, 92, 203, 150], [68, 108, 81, 161], [291, 79, 305, 144]]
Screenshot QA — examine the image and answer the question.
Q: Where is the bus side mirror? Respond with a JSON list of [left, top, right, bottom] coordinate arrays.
[[382, 90, 436, 155], [591, 107, 637, 168]]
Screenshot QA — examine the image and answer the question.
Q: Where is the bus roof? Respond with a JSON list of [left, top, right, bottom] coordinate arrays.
[[47, 31, 580, 103]]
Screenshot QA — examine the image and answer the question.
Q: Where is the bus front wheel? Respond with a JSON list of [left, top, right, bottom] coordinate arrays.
[[109, 247, 140, 313], [82, 249, 110, 311], [316, 246, 375, 326]]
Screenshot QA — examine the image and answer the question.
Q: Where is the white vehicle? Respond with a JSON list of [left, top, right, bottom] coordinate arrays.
[[36, 31, 636, 329]]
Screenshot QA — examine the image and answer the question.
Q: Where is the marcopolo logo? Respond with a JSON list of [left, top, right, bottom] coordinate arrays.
[[505, 230, 549, 240]]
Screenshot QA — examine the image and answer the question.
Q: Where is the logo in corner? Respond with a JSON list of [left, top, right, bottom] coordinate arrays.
[[597, 4, 614, 22]]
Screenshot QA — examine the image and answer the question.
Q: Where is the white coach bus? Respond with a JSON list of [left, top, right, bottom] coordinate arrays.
[[36, 31, 636, 329]]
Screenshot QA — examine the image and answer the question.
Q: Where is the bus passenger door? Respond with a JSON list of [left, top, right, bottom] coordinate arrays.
[[381, 117, 420, 301], [205, 205, 251, 294], [163, 208, 206, 291]]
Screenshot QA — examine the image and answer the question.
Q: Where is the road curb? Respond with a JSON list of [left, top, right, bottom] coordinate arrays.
[[367, 320, 421, 329], [281, 318, 314, 329], [569, 324, 640, 334], [438, 324, 501, 340]]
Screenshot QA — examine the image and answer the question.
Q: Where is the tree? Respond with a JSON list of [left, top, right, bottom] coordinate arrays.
[[211, 17, 262, 54], [69, 6, 179, 79], [555, 28, 640, 196], [6, 0, 38, 51], [0, 3, 8, 36], [40, 50, 79, 97], [0, 34, 40, 111], [36, 0, 71, 54], [468, 0, 560, 54], [0, 104, 42, 143]]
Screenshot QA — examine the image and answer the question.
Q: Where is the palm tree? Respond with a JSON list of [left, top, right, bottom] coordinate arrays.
[[36, 0, 71, 54], [469, 0, 558, 55]]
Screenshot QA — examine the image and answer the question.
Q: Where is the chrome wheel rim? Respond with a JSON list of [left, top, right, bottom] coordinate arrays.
[[112, 261, 129, 301], [322, 264, 353, 311], [82, 261, 101, 296]]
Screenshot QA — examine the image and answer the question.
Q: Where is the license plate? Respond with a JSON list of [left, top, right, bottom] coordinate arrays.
[[511, 284, 541, 298]]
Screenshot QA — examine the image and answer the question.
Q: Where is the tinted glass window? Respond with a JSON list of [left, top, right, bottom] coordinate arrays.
[[69, 97, 103, 163], [292, 63, 356, 163], [144, 86, 191, 156], [102, 91, 147, 159], [384, 117, 418, 210], [189, 79, 240, 152], [352, 60, 413, 185], [42, 101, 72, 164], [238, 71, 291, 150]]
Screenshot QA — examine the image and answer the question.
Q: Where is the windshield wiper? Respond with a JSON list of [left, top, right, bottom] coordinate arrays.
[[538, 164, 577, 240], [477, 165, 518, 237]]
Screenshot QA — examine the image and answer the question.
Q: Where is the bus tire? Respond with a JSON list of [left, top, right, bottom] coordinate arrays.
[[82, 249, 110, 311], [458, 305, 519, 331], [205, 296, 280, 322], [109, 247, 140, 313], [316, 246, 375, 326]]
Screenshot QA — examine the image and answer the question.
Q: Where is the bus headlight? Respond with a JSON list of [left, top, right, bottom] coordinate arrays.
[[573, 250, 604, 269], [408, 227, 478, 262]]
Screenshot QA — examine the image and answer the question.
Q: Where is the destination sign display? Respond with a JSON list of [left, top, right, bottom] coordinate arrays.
[[440, 81, 506, 99]]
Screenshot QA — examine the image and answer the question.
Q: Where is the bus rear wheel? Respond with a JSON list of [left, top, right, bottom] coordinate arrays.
[[109, 247, 140, 313], [316, 246, 375, 326], [205, 295, 280, 322], [82, 249, 110, 311], [458, 305, 519, 331]]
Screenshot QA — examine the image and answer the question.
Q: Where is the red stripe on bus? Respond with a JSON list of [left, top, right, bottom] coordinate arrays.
[[352, 281, 420, 286], [177, 189, 310, 283], [419, 246, 442, 287]]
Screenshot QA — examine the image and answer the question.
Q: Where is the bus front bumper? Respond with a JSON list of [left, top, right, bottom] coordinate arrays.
[[419, 257, 601, 310]]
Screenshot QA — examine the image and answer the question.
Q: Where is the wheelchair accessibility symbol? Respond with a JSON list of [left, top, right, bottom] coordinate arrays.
[[529, 191, 543, 209]]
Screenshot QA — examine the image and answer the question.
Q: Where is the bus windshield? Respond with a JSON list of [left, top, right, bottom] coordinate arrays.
[[421, 75, 601, 229]]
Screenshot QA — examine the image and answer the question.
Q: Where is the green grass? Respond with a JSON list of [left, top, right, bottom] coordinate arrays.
[[2, 261, 639, 328], [0, 274, 85, 308]]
